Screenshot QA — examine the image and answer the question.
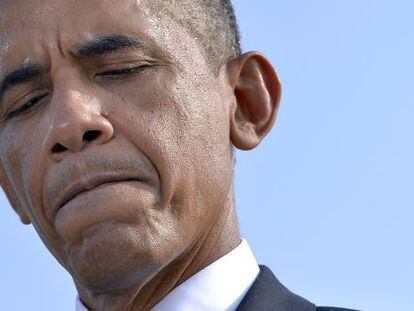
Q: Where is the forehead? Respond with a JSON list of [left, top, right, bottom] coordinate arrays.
[[0, 0, 166, 70], [0, 0, 150, 30]]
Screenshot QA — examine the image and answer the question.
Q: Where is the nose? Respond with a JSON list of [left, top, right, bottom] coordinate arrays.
[[44, 87, 114, 162]]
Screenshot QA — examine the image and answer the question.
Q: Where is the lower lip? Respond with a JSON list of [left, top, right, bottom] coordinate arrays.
[[64, 179, 139, 204], [55, 180, 146, 217], [54, 179, 153, 241]]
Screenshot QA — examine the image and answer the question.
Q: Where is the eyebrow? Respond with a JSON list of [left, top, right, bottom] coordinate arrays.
[[0, 64, 45, 103], [73, 34, 152, 57]]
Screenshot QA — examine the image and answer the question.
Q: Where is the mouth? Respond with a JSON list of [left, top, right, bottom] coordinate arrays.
[[54, 176, 143, 218]]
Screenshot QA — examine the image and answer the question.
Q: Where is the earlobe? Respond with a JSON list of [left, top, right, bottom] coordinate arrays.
[[0, 166, 31, 225], [227, 51, 282, 150]]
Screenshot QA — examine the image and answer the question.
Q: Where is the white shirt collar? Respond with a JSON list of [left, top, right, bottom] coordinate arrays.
[[76, 239, 259, 311]]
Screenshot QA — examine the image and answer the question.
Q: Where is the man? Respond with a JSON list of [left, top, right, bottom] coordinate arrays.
[[0, 0, 358, 310]]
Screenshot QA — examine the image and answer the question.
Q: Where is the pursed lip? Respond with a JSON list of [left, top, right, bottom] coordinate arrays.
[[52, 174, 143, 220]]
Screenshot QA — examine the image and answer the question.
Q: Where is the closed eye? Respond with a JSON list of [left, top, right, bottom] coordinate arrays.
[[97, 65, 151, 79], [6, 93, 48, 120]]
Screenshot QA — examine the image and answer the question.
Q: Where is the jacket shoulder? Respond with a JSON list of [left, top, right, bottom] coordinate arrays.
[[237, 265, 315, 311], [237, 265, 362, 311]]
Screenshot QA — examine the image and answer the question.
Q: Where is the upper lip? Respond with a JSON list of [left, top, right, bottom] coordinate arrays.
[[53, 174, 142, 218]]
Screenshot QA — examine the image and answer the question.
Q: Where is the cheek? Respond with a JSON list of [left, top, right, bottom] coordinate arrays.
[[0, 120, 52, 225], [0, 128, 34, 204], [112, 70, 231, 180], [110, 71, 233, 231], [0, 122, 68, 263]]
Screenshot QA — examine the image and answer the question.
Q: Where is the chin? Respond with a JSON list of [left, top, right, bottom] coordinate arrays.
[[69, 222, 163, 293]]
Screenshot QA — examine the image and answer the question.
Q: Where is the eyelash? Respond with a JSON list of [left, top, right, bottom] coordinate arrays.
[[6, 94, 48, 120], [97, 64, 151, 79]]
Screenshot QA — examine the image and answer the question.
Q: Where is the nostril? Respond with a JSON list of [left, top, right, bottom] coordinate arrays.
[[83, 130, 101, 142], [52, 143, 67, 153]]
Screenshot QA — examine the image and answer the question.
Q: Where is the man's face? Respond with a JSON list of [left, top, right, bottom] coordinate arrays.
[[0, 0, 234, 291]]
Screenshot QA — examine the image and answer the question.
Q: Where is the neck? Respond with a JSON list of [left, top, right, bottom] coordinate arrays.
[[75, 197, 241, 311]]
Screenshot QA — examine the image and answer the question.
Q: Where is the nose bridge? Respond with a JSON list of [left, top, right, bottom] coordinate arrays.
[[52, 83, 99, 122], [44, 76, 114, 160]]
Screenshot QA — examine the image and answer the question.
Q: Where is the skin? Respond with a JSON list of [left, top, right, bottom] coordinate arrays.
[[0, 0, 281, 310]]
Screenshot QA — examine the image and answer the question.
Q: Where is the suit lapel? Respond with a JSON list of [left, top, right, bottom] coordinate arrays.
[[237, 265, 316, 311]]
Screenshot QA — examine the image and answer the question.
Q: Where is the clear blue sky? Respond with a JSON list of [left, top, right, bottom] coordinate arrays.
[[1, 1, 413, 310]]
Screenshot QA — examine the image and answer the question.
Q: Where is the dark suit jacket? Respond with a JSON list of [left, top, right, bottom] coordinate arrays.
[[237, 265, 360, 311]]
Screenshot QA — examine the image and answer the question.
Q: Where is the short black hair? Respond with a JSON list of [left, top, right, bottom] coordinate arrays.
[[145, 0, 241, 72]]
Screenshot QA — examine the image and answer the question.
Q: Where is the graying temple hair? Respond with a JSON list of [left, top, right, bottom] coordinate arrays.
[[195, 0, 241, 66], [145, 0, 241, 71]]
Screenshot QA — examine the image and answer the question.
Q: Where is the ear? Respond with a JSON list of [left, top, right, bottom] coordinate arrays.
[[227, 51, 282, 150], [0, 165, 31, 225]]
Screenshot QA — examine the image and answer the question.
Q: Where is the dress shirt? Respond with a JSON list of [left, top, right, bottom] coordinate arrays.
[[76, 239, 259, 311]]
